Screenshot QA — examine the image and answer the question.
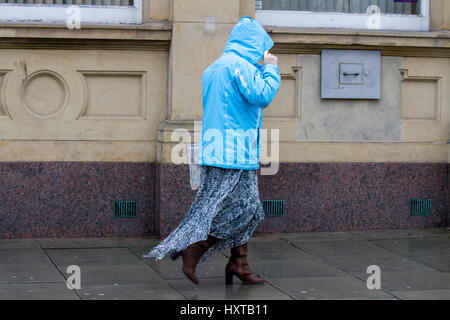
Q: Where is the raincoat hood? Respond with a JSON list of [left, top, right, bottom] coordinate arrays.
[[198, 16, 281, 170], [223, 16, 274, 65]]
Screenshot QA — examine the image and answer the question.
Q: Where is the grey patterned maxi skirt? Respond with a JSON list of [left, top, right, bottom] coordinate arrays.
[[143, 165, 265, 263]]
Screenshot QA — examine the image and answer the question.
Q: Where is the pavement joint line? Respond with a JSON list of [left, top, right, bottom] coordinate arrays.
[[346, 271, 399, 300], [125, 246, 169, 282], [348, 271, 401, 300], [280, 238, 321, 259], [38, 243, 82, 300], [386, 291, 404, 300], [167, 280, 188, 300], [261, 278, 297, 300], [366, 241, 416, 257], [125, 245, 192, 300]]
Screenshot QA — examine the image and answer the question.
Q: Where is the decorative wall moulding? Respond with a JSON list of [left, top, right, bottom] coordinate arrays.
[[76, 70, 147, 120], [399, 68, 442, 123], [270, 44, 450, 59], [0, 69, 13, 120], [0, 38, 171, 51], [264, 65, 301, 123], [19, 69, 69, 119]]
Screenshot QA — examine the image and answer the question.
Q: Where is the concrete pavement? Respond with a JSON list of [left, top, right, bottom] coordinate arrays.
[[0, 228, 449, 300]]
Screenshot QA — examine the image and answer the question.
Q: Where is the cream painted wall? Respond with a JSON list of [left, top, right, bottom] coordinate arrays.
[[295, 55, 403, 142], [158, 0, 449, 164], [401, 57, 449, 143], [149, 0, 170, 21], [430, 0, 450, 30], [0, 49, 168, 161], [0, 0, 448, 163]]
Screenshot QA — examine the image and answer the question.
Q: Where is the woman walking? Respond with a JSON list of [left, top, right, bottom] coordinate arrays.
[[144, 16, 281, 285]]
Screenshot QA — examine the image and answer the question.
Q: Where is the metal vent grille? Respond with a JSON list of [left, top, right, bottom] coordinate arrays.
[[262, 200, 285, 217], [113, 200, 137, 218], [410, 198, 432, 216]]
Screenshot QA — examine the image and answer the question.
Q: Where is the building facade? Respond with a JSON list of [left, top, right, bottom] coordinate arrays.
[[0, 0, 448, 238]]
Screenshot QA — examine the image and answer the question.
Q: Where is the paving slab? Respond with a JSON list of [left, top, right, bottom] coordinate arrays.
[[349, 229, 450, 240], [37, 237, 159, 249], [168, 278, 294, 300], [0, 239, 41, 249], [0, 262, 64, 284], [142, 254, 229, 281], [390, 289, 450, 300], [133, 243, 230, 260], [115, 238, 160, 248], [0, 283, 79, 300], [340, 297, 399, 300], [289, 239, 396, 258], [408, 254, 450, 273], [246, 238, 311, 262], [266, 276, 394, 300], [0, 230, 448, 300], [280, 231, 359, 242], [132, 243, 229, 258], [45, 248, 141, 267], [352, 270, 450, 291], [54, 264, 166, 286], [0, 248, 51, 265], [76, 284, 185, 300], [37, 237, 127, 249], [370, 238, 450, 257], [319, 255, 436, 273], [250, 257, 348, 278]]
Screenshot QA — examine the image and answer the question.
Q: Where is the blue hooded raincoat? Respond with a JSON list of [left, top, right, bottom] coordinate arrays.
[[198, 16, 281, 170]]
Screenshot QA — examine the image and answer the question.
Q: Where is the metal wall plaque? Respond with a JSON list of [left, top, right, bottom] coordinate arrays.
[[321, 49, 381, 99]]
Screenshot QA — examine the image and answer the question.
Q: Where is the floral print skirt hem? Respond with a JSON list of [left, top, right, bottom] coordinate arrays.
[[143, 164, 265, 263]]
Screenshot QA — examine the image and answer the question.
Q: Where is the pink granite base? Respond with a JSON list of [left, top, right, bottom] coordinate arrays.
[[0, 161, 447, 239], [156, 162, 448, 238], [0, 162, 156, 239]]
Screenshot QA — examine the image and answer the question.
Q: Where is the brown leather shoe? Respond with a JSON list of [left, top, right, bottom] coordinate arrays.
[[171, 235, 218, 285], [225, 243, 264, 285]]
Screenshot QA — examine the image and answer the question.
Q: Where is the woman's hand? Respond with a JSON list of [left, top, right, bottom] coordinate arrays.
[[264, 51, 278, 65]]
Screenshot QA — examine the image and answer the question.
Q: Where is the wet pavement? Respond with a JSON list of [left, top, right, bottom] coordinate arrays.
[[0, 228, 449, 300]]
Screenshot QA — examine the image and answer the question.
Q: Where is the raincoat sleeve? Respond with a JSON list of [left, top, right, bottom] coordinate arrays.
[[232, 60, 281, 109]]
